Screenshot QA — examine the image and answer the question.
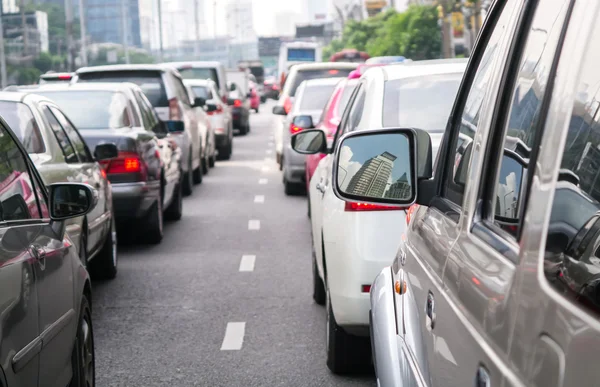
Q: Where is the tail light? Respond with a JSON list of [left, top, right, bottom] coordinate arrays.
[[406, 204, 419, 225], [233, 99, 242, 107], [168, 98, 181, 121], [207, 105, 223, 116], [344, 202, 406, 212], [99, 151, 148, 182], [283, 97, 292, 114], [290, 122, 303, 134]]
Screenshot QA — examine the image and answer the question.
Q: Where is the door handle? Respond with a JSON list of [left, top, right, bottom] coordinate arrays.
[[29, 244, 46, 270], [475, 365, 491, 387], [425, 291, 435, 331]]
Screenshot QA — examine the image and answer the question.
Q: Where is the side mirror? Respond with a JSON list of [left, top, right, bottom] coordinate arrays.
[[194, 97, 206, 108], [163, 120, 185, 133], [48, 183, 95, 221], [94, 143, 118, 161], [293, 115, 314, 130], [272, 105, 286, 115], [291, 129, 327, 154], [205, 103, 218, 112], [332, 128, 420, 207]]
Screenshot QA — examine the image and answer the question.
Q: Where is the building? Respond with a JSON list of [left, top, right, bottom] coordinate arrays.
[[2, 11, 49, 60], [164, 37, 258, 68], [306, 0, 330, 23], [346, 152, 397, 197], [385, 173, 411, 199], [157, 0, 206, 50], [365, 0, 387, 17], [2, 0, 18, 14], [274, 11, 304, 36], [226, 0, 255, 43], [86, 0, 141, 47]]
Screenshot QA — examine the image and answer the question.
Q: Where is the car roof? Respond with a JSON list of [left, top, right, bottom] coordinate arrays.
[[301, 77, 346, 87], [163, 61, 223, 69], [377, 59, 468, 81], [76, 64, 175, 74], [290, 62, 358, 72], [28, 82, 141, 93], [0, 91, 55, 104], [183, 79, 216, 88]]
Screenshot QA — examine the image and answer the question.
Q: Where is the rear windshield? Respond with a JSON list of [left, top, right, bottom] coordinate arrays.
[[382, 73, 463, 131], [77, 71, 168, 107], [0, 101, 45, 153], [35, 91, 131, 130], [338, 83, 357, 113], [177, 68, 219, 88], [300, 84, 337, 111], [249, 66, 264, 78], [289, 69, 352, 96], [191, 86, 212, 100]]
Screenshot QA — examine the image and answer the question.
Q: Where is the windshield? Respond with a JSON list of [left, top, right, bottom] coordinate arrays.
[[77, 71, 168, 107], [177, 67, 219, 87], [382, 73, 463, 131], [0, 101, 45, 153], [300, 84, 337, 111], [35, 91, 131, 130]]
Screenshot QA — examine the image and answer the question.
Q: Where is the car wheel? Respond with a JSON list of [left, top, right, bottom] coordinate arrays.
[[307, 193, 311, 218], [89, 216, 118, 280], [70, 296, 95, 387], [326, 287, 371, 374], [143, 198, 163, 244], [193, 148, 203, 184], [165, 177, 183, 221], [201, 153, 209, 175], [184, 153, 195, 194], [312, 247, 325, 305], [209, 151, 216, 167], [284, 176, 304, 196]]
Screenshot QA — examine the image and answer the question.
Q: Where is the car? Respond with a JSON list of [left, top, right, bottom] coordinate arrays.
[[272, 62, 358, 168], [291, 59, 467, 373], [226, 81, 252, 135], [0, 109, 98, 386], [263, 76, 280, 100], [73, 64, 203, 196], [184, 82, 216, 173], [305, 77, 358, 198], [281, 77, 343, 195], [299, 0, 600, 385], [0, 91, 121, 278], [27, 83, 184, 244], [38, 72, 74, 84], [249, 80, 260, 113], [164, 61, 229, 104], [184, 79, 233, 160]]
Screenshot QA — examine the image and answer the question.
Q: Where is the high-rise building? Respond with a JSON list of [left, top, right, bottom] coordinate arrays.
[[2, 0, 18, 14], [306, 0, 330, 23], [86, 0, 141, 47], [385, 173, 411, 199], [346, 152, 397, 197], [158, 0, 205, 49], [226, 0, 255, 43]]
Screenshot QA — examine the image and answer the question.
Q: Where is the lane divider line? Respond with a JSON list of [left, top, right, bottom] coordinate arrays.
[[261, 166, 270, 172], [266, 149, 273, 154], [239, 255, 256, 272], [254, 195, 265, 203], [259, 178, 268, 184], [248, 220, 261, 230], [220, 322, 246, 350]]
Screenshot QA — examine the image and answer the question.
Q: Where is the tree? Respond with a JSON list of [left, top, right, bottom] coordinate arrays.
[[34, 52, 53, 73]]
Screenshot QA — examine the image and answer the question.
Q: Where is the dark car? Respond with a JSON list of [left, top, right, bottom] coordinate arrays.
[[29, 83, 184, 244], [0, 112, 97, 387], [226, 81, 252, 135]]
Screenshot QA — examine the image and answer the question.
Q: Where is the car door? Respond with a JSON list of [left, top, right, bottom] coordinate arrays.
[[47, 105, 108, 254], [401, 1, 523, 385], [0, 121, 48, 387]]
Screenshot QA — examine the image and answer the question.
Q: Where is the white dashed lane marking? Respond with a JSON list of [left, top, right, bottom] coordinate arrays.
[[254, 195, 265, 203], [220, 322, 246, 350], [261, 166, 270, 172], [239, 255, 256, 272], [248, 220, 261, 230], [259, 178, 268, 184]]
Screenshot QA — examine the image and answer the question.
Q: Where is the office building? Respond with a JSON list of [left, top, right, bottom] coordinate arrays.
[[346, 152, 396, 197], [306, 0, 330, 23], [3, 11, 49, 59], [226, 0, 255, 43], [385, 173, 411, 199], [86, 0, 141, 47], [2, 0, 18, 14]]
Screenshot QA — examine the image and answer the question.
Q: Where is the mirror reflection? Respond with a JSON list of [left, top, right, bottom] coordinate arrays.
[[337, 133, 413, 201], [494, 150, 526, 221], [51, 185, 90, 219], [293, 130, 325, 154]]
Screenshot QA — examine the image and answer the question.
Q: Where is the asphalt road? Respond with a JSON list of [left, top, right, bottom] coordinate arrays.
[[92, 101, 377, 387]]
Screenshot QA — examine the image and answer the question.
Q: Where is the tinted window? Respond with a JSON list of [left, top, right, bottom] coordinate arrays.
[[178, 68, 219, 86], [42, 107, 78, 163], [77, 71, 169, 107], [191, 86, 212, 100], [49, 107, 91, 163], [0, 102, 45, 154], [290, 71, 351, 96], [0, 125, 42, 220], [543, 19, 600, 317], [36, 91, 131, 130], [338, 83, 357, 114], [171, 76, 190, 105], [382, 73, 463, 131], [299, 84, 337, 111]]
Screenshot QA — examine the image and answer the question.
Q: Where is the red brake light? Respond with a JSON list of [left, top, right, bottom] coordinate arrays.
[[58, 74, 72, 80], [361, 285, 371, 293], [328, 69, 339, 75], [233, 99, 242, 107], [406, 204, 419, 225], [100, 151, 148, 181], [344, 202, 406, 212], [290, 122, 302, 134], [168, 98, 181, 120]]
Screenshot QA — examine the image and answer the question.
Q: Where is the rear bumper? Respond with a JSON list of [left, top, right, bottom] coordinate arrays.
[[215, 134, 229, 147], [283, 144, 306, 183], [111, 181, 160, 222], [231, 108, 247, 128]]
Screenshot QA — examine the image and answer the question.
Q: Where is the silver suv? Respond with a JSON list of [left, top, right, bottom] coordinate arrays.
[[294, 0, 600, 385]]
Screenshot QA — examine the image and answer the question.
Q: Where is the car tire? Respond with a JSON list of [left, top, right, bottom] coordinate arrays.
[[326, 289, 371, 374], [165, 177, 183, 221], [284, 176, 304, 196], [70, 296, 95, 387], [312, 249, 325, 305], [89, 216, 118, 280], [239, 125, 248, 136], [193, 148, 203, 183], [307, 193, 311, 218], [143, 199, 163, 244], [202, 154, 209, 175], [217, 141, 232, 160], [184, 153, 195, 194], [209, 151, 216, 167]]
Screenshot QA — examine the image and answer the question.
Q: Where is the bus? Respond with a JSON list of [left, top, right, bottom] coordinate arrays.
[[278, 41, 322, 87], [329, 48, 370, 63]]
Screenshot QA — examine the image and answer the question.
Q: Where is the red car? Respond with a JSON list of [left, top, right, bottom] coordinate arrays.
[[249, 81, 260, 113], [305, 78, 359, 191]]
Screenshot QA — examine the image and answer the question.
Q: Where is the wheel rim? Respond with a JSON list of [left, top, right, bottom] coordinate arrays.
[[110, 219, 117, 267], [81, 314, 95, 387]]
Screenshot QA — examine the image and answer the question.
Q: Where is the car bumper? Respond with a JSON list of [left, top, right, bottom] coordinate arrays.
[[370, 267, 404, 386], [283, 145, 306, 183], [231, 108, 246, 127], [111, 181, 160, 222]]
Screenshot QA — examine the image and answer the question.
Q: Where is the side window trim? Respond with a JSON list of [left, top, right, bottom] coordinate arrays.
[[49, 106, 91, 162], [41, 104, 79, 163], [331, 83, 362, 152]]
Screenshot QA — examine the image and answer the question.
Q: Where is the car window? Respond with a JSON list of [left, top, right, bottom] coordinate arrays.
[[543, 19, 600, 317], [77, 71, 169, 107], [139, 91, 160, 131], [299, 84, 337, 111], [49, 107, 92, 163], [178, 67, 219, 87], [332, 84, 363, 149], [191, 86, 212, 100], [133, 90, 153, 129], [487, 0, 569, 238], [172, 75, 190, 105], [42, 106, 78, 163], [0, 101, 45, 154], [444, 0, 513, 208], [348, 85, 366, 132], [289, 70, 350, 96], [0, 124, 44, 220]]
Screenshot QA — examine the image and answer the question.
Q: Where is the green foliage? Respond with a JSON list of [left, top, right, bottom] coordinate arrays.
[[34, 52, 53, 73], [25, 3, 80, 56], [89, 48, 155, 66], [324, 5, 442, 61], [10, 66, 41, 85]]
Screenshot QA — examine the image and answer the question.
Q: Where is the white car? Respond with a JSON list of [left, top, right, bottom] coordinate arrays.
[[302, 59, 468, 373]]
